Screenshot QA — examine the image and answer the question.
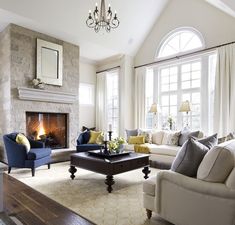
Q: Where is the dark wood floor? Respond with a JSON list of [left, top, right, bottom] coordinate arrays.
[[3, 174, 95, 225]]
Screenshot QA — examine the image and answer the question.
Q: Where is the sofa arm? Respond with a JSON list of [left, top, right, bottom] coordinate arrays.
[[3, 136, 27, 166], [156, 170, 235, 200]]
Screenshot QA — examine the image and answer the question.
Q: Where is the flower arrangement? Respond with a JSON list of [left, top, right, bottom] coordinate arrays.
[[32, 78, 45, 89], [167, 115, 174, 130], [108, 137, 126, 153]]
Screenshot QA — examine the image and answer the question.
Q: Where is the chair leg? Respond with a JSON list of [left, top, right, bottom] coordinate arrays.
[[31, 168, 35, 177], [48, 163, 50, 169], [8, 167, 11, 174], [146, 209, 152, 219]]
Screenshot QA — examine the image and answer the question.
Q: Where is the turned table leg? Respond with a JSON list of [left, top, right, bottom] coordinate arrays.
[[105, 175, 115, 193], [142, 166, 151, 179], [69, 165, 77, 180]]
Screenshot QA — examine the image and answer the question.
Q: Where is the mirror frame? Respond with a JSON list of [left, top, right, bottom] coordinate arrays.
[[36, 39, 63, 86]]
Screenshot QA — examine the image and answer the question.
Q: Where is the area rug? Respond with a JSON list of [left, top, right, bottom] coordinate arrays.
[[9, 162, 173, 225]]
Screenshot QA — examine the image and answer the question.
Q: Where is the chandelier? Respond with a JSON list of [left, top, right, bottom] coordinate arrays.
[[86, 0, 120, 33]]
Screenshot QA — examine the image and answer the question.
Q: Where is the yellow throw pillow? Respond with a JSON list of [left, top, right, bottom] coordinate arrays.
[[134, 144, 150, 154], [16, 133, 31, 152], [88, 131, 102, 144], [128, 136, 145, 145]]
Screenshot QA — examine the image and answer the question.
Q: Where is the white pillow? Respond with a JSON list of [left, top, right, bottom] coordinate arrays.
[[197, 141, 235, 183], [162, 131, 180, 146], [152, 131, 164, 145]]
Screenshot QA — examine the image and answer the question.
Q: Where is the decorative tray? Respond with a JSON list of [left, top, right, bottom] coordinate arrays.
[[88, 150, 130, 159]]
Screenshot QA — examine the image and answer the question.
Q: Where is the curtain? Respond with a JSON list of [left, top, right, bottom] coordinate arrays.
[[134, 67, 146, 128], [213, 43, 235, 136], [96, 72, 107, 131]]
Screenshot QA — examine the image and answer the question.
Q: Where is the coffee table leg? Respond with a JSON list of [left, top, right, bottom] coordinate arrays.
[[69, 165, 77, 180], [105, 175, 115, 193], [142, 166, 151, 179]]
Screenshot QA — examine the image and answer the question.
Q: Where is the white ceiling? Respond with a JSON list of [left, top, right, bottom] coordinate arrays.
[[0, 0, 169, 62], [206, 0, 235, 18]]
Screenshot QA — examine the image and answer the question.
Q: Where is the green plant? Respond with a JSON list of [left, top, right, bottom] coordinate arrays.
[[108, 137, 126, 152]]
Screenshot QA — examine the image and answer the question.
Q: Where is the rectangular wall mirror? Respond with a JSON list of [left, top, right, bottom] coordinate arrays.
[[37, 39, 63, 86]]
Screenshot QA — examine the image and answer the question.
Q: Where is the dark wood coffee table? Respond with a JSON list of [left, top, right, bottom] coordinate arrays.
[[69, 151, 150, 193]]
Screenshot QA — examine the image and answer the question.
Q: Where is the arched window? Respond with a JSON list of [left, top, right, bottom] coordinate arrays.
[[157, 27, 205, 59]]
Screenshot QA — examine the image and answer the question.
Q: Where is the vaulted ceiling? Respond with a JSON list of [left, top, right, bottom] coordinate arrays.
[[0, 0, 234, 62]]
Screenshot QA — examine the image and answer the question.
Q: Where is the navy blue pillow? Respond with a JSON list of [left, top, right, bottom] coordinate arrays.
[[7, 132, 18, 141], [82, 131, 90, 144]]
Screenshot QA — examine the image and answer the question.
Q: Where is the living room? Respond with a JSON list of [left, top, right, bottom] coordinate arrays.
[[0, 0, 235, 225]]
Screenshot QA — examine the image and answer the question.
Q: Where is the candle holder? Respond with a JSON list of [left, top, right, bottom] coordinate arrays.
[[103, 140, 109, 155], [108, 131, 112, 141]]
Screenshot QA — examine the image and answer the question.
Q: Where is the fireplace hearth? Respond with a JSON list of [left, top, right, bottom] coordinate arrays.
[[26, 112, 68, 149]]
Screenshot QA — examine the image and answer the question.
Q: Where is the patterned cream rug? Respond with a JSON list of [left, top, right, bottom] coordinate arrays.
[[9, 162, 173, 225]]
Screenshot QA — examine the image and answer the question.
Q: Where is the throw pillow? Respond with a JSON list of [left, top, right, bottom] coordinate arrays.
[[82, 126, 96, 132], [171, 138, 209, 177], [82, 131, 90, 144], [126, 129, 138, 140], [166, 131, 181, 146], [88, 131, 102, 144], [197, 140, 235, 183], [128, 136, 145, 145], [178, 130, 200, 146], [197, 133, 218, 149], [152, 131, 164, 145], [16, 133, 31, 152], [138, 129, 152, 144]]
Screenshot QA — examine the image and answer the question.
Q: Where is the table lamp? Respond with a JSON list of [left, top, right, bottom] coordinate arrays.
[[149, 103, 158, 129], [179, 100, 191, 127]]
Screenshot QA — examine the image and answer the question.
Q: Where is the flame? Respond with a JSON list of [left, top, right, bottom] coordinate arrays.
[[37, 123, 46, 139]]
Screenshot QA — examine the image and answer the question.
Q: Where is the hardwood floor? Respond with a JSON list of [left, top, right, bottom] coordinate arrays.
[[3, 174, 95, 225]]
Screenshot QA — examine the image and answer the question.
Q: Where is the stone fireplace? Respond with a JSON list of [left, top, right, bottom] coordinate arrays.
[[0, 24, 80, 163], [26, 112, 68, 149]]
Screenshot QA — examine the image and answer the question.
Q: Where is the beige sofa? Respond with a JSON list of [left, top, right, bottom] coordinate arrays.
[[125, 131, 182, 169], [143, 140, 235, 225]]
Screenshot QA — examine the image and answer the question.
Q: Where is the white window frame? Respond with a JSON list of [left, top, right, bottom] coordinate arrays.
[[156, 27, 205, 60]]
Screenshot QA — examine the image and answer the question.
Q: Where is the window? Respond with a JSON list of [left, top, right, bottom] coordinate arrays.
[[106, 70, 119, 136], [79, 83, 94, 105], [145, 27, 216, 134], [157, 28, 204, 59]]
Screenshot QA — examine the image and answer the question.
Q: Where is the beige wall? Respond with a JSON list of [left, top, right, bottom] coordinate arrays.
[[79, 61, 96, 130], [135, 0, 235, 66]]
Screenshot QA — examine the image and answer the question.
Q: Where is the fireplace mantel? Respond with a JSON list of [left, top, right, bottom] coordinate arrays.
[[18, 87, 77, 104]]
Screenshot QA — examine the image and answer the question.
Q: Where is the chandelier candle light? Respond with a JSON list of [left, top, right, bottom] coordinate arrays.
[[86, 0, 120, 33]]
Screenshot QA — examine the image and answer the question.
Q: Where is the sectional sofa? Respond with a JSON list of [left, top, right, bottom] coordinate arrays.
[[125, 130, 202, 169]]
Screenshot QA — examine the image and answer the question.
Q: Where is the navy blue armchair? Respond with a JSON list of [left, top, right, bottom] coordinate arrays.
[[3, 133, 51, 176], [76, 131, 103, 152]]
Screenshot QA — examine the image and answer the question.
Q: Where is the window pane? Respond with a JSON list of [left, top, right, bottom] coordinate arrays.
[[182, 81, 190, 89], [181, 64, 190, 73], [170, 95, 177, 105], [192, 71, 201, 79], [162, 84, 169, 92], [170, 75, 177, 82], [161, 96, 169, 106], [192, 79, 200, 88], [182, 72, 190, 81], [192, 62, 201, 71], [192, 92, 200, 104], [170, 83, 177, 91]]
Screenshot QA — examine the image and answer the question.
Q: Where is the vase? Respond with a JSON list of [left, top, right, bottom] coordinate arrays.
[[116, 144, 124, 153]]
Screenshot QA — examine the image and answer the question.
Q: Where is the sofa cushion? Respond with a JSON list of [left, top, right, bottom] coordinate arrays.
[[143, 176, 156, 196], [16, 133, 31, 152], [82, 131, 90, 144], [150, 145, 180, 156], [171, 138, 209, 177], [197, 140, 235, 183], [152, 131, 164, 145], [128, 136, 145, 144], [82, 126, 96, 132], [197, 133, 218, 149], [161, 131, 181, 146], [178, 130, 200, 146], [126, 129, 138, 140], [88, 131, 102, 144], [27, 148, 51, 160], [138, 129, 152, 144]]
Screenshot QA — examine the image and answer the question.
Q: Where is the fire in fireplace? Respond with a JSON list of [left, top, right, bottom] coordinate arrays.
[[26, 112, 68, 149]]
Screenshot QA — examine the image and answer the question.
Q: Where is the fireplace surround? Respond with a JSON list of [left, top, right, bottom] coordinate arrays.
[[26, 112, 68, 149]]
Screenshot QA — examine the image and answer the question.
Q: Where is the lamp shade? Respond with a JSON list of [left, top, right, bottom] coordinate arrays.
[[149, 103, 158, 113], [179, 100, 191, 112]]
